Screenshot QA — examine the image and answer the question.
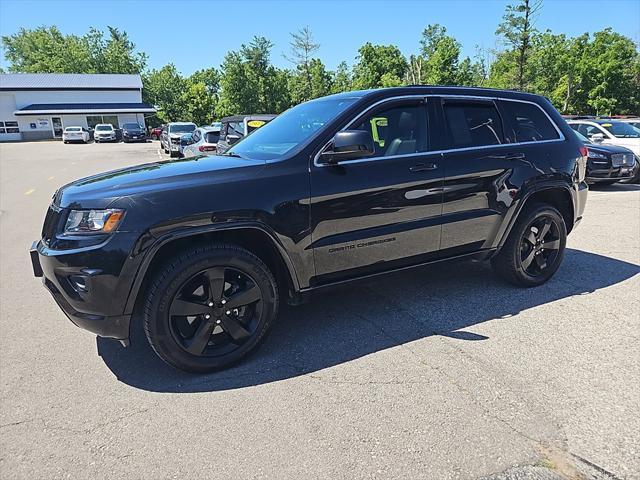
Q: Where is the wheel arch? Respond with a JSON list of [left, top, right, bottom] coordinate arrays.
[[496, 183, 575, 251], [124, 223, 301, 317]]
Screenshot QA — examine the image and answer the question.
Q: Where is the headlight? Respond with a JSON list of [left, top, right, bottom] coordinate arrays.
[[64, 209, 125, 234], [588, 151, 607, 160]]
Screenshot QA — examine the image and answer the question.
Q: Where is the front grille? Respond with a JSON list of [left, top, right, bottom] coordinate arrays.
[[41, 204, 63, 245], [611, 154, 623, 167]]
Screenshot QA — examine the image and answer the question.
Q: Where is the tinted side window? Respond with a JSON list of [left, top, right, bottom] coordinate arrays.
[[443, 102, 503, 149], [192, 130, 201, 143], [500, 101, 559, 143], [353, 103, 428, 157]]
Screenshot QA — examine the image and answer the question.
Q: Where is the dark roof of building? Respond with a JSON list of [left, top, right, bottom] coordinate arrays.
[[0, 73, 143, 90], [14, 102, 156, 115]]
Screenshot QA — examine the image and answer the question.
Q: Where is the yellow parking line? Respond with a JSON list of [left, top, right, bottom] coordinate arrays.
[[24, 188, 35, 195]]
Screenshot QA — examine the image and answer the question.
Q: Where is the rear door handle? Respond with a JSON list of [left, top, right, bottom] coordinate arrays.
[[410, 162, 438, 172]]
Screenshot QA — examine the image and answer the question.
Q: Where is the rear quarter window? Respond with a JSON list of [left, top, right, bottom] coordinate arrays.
[[500, 100, 560, 143]]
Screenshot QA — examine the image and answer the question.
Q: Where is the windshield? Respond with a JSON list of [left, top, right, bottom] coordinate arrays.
[[229, 97, 359, 160], [573, 130, 591, 144], [170, 124, 196, 133], [96, 125, 112, 131], [599, 121, 640, 138], [123, 123, 142, 130]]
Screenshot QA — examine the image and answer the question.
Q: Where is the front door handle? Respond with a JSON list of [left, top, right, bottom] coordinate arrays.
[[410, 162, 438, 172]]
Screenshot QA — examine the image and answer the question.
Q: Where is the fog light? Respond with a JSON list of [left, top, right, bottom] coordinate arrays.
[[69, 275, 88, 293]]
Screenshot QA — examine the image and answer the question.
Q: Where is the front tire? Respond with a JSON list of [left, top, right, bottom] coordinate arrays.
[[491, 203, 567, 287], [143, 244, 279, 373]]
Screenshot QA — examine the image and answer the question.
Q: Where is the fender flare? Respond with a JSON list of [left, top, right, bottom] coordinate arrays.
[[494, 181, 574, 252], [122, 221, 301, 315]]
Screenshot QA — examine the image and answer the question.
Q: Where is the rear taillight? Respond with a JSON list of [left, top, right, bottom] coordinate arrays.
[[579, 146, 588, 158], [578, 146, 588, 182]]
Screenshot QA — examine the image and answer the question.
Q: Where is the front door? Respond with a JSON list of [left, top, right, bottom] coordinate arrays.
[[52, 117, 63, 138], [309, 98, 444, 285]]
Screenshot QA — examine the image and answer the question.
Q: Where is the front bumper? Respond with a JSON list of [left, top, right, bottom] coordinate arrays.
[[30, 239, 134, 342]]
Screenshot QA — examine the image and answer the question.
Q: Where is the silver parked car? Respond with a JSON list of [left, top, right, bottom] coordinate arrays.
[[180, 126, 221, 157], [161, 122, 197, 157]]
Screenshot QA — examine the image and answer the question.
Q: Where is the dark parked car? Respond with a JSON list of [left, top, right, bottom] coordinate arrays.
[[30, 86, 588, 373], [573, 130, 637, 184], [216, 114, 276, 154], [121, 123, 147, 143]]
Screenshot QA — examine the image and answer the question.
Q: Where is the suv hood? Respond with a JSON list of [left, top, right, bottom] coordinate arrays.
[[586, 143, 635, 155], [53, 155, 266, 208], [605, 138, 640, 156]]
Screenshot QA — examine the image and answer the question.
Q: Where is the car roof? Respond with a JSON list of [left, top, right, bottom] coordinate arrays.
[[319, 85, 550, 103]]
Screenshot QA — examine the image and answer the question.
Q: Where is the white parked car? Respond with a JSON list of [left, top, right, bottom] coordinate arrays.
[[567, 119, 640, 158], [161, 122, 197, 157], [180, 126, 221, 157], [62, 126, 90, 144], [94, 123, 117, 143]]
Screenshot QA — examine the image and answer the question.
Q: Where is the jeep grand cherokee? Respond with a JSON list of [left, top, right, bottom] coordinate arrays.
[[30, 87, 588, 373]]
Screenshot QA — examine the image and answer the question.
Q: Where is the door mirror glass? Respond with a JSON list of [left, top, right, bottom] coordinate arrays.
[[319, 130, 375, 164]]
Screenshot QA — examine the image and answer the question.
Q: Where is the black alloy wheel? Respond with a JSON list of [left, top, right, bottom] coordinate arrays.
[[144, 244, 278, 372], [492, 203, 567, 287], [519, 215, 561, 277], [169, 266, 263, 357]]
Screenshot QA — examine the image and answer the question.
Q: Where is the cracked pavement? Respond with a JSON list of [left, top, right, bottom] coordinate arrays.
[[1, 141, 639, 479]]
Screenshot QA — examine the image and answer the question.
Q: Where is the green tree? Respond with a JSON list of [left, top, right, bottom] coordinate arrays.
[[494, 0, 543, 90], [352, 43, 407, 89], [2, 26, 92, 73], [217, 36, 291, 117], [285, 26, 321, 102], [331, 61, 352, 93], [420, 24, 460, 85], [182, 82, 216, 125], [1, 25, 146, 74], [142, 64, 186, 122]]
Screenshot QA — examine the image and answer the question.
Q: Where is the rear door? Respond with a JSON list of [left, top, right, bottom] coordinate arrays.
[[437, 97, 518, 254], [310, 97, 444, 284]]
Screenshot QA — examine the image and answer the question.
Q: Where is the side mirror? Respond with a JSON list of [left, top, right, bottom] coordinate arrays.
[[319, 130, 375, 164], [590, 133, 605, 143]]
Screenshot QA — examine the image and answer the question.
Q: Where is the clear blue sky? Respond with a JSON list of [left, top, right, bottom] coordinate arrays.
[[1, 0, 639, 74]]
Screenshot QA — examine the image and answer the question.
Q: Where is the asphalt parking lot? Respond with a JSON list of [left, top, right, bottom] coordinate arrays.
[[0, 140, 639, 480]]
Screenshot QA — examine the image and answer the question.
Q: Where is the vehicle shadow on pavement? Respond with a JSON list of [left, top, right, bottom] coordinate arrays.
[[97, 248, 639, 392]]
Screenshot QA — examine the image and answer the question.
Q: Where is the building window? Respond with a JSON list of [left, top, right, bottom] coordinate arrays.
[[86, 115, 120, 129], [0, 121, 20, 134]]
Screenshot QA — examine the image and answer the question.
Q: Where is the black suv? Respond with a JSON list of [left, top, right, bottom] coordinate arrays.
[[30, 87, 588, 373]]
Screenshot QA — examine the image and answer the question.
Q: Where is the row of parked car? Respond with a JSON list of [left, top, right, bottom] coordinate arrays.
[[564, 116, 640, 184], [153, 114, 277, 158], [62, 123, 148, 144]]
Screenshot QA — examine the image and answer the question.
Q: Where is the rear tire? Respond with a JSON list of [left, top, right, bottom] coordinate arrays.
[[143, 244, 279, 373], [491, 203, 567, 287]]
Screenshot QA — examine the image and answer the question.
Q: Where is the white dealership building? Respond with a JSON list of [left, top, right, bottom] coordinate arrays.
[[0, 73, 155, 142]]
